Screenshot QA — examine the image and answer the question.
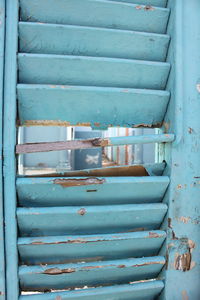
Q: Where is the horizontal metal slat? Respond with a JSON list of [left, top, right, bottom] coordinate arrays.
[[18, 55, 170, 89], [17, 176, 169, 206], [19, 280, 164, 300], [17, 203, 168, 236], [19, 256, 165, 291], [18, 230, 166, 265], [19, 0, 169, 33], [17, 85, 170, 128], [107, 0, 167, 6], [19, 22, 170, 62]]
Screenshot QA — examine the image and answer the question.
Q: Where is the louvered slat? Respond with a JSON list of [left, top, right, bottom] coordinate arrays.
[[108, 0, 167, 6], [19, 256, 165, 291], [17, 203, 167, 236], [19, 0, 169, 33], [19, 22, 170, 62], [18, 85, 170, 127], [18, 54, 170, 90], [18, 230, 166, 265], [19, 280, 164, 300], [17, 176, 169, 206]]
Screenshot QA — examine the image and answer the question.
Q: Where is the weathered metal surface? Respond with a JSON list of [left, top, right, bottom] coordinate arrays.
[[19, 22, 170, 62], [107, 0, 167, 7], [16, 176, 169, 206], [18, 230, 166, 265], [16, 134, 175, 154], [19, 0, 169, 33], [3, 0, 19, 299], [158, 0, 200, 299], [19, 256, 165, 291], [18, 85, 170, 128], [19, 281, 164, 300], [18, 55, 170, 89], [0, 1, 5, 299], [17, 203, 168, 236]]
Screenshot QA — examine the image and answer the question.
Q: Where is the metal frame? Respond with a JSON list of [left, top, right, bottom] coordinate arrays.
[[3, 0, 19, 299], [0, 0, 5, 298], [159, 0, 200, 299]]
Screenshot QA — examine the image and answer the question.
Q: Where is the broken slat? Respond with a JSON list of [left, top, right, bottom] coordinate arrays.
[[19, 0, 169, 33], [19, 256, 165, 291], [18, 230, 166, 265], [19, 22, 170, 62], [18, 54, 170, 90], [19, 280, 164, 300], [16, 176, 169, 206], [16, 134, 174, 154], [17, 203, 168, 236]]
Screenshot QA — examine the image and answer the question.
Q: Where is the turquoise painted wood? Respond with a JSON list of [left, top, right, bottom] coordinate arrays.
[[19, 22, 170, 62], [19, 256, 165, 291], [19, 281, 164, 300], [3, 0, 19, 299], [158, 1, 200, 299], [18, 54, 170, 89], [18, 85, 170, 127], [0, 0, 5, 299], [18, 230, 166, 264], [107, 0, 167, 6], [19, 0, 169, 33], [17, 176, 169, 206], [17, 203, 167, 236]]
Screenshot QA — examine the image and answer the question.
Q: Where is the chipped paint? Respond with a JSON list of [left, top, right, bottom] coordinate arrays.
[[77, 208, 86, 216], [182, 290, 189, 300], [44, 268, 76, 275], [53, 178, 105, 188]]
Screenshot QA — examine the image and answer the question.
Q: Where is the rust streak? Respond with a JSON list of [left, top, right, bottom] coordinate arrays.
[[53, 178, 105, 188]]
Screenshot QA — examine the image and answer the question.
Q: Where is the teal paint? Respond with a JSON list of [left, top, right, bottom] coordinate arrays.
[[0, 0, 5, 298], [18, 54, 170, 89], [17, 203, 167, 236], [18, 230, 166, 265], [19, 0, 169, 33], [17, 176, 169, 206], [159, 0, 200, 299], [19, 22, 170, 62], [19, 256, 165, 291], [18, 85, 170, 128], [19, 280, 164, 300], [3, 0, 19, 299]]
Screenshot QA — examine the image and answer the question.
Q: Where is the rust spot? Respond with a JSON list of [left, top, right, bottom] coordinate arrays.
[[78, 208, 86, 216], [182, 290, 189, 300], [168, 218, 172, 228], [94, 122, 100, 127], [53, 178, 105, 188], [196, 83, 200, 93], [133, 261, 164, 267], [44, 268, 75, 275], [90, 138, 110, 147], [172, 230, 178, 240], [163, 121, 170, 133], [177, 216, 191, 224], [174, 239, 195, 271], [144, 5, 155, 10], [148, 232, 160, 238], [177, 184, 182, 189], [133, 122, 162, 128], [56, 296, 62, 300], [135, 5, 142, 9], [118, 265, 126, 268], [82, 265, 104, 270], [175, 253, 191, 272], [188, 127, 194, 134]]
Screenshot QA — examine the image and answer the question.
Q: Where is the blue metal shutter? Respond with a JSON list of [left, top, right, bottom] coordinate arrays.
[[3, 0, 176, 299]]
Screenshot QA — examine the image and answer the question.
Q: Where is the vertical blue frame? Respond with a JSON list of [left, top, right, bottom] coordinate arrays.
[[0, 0, 5, 299], [3, 0, 19, 299], [160, 0, 200, 298]]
